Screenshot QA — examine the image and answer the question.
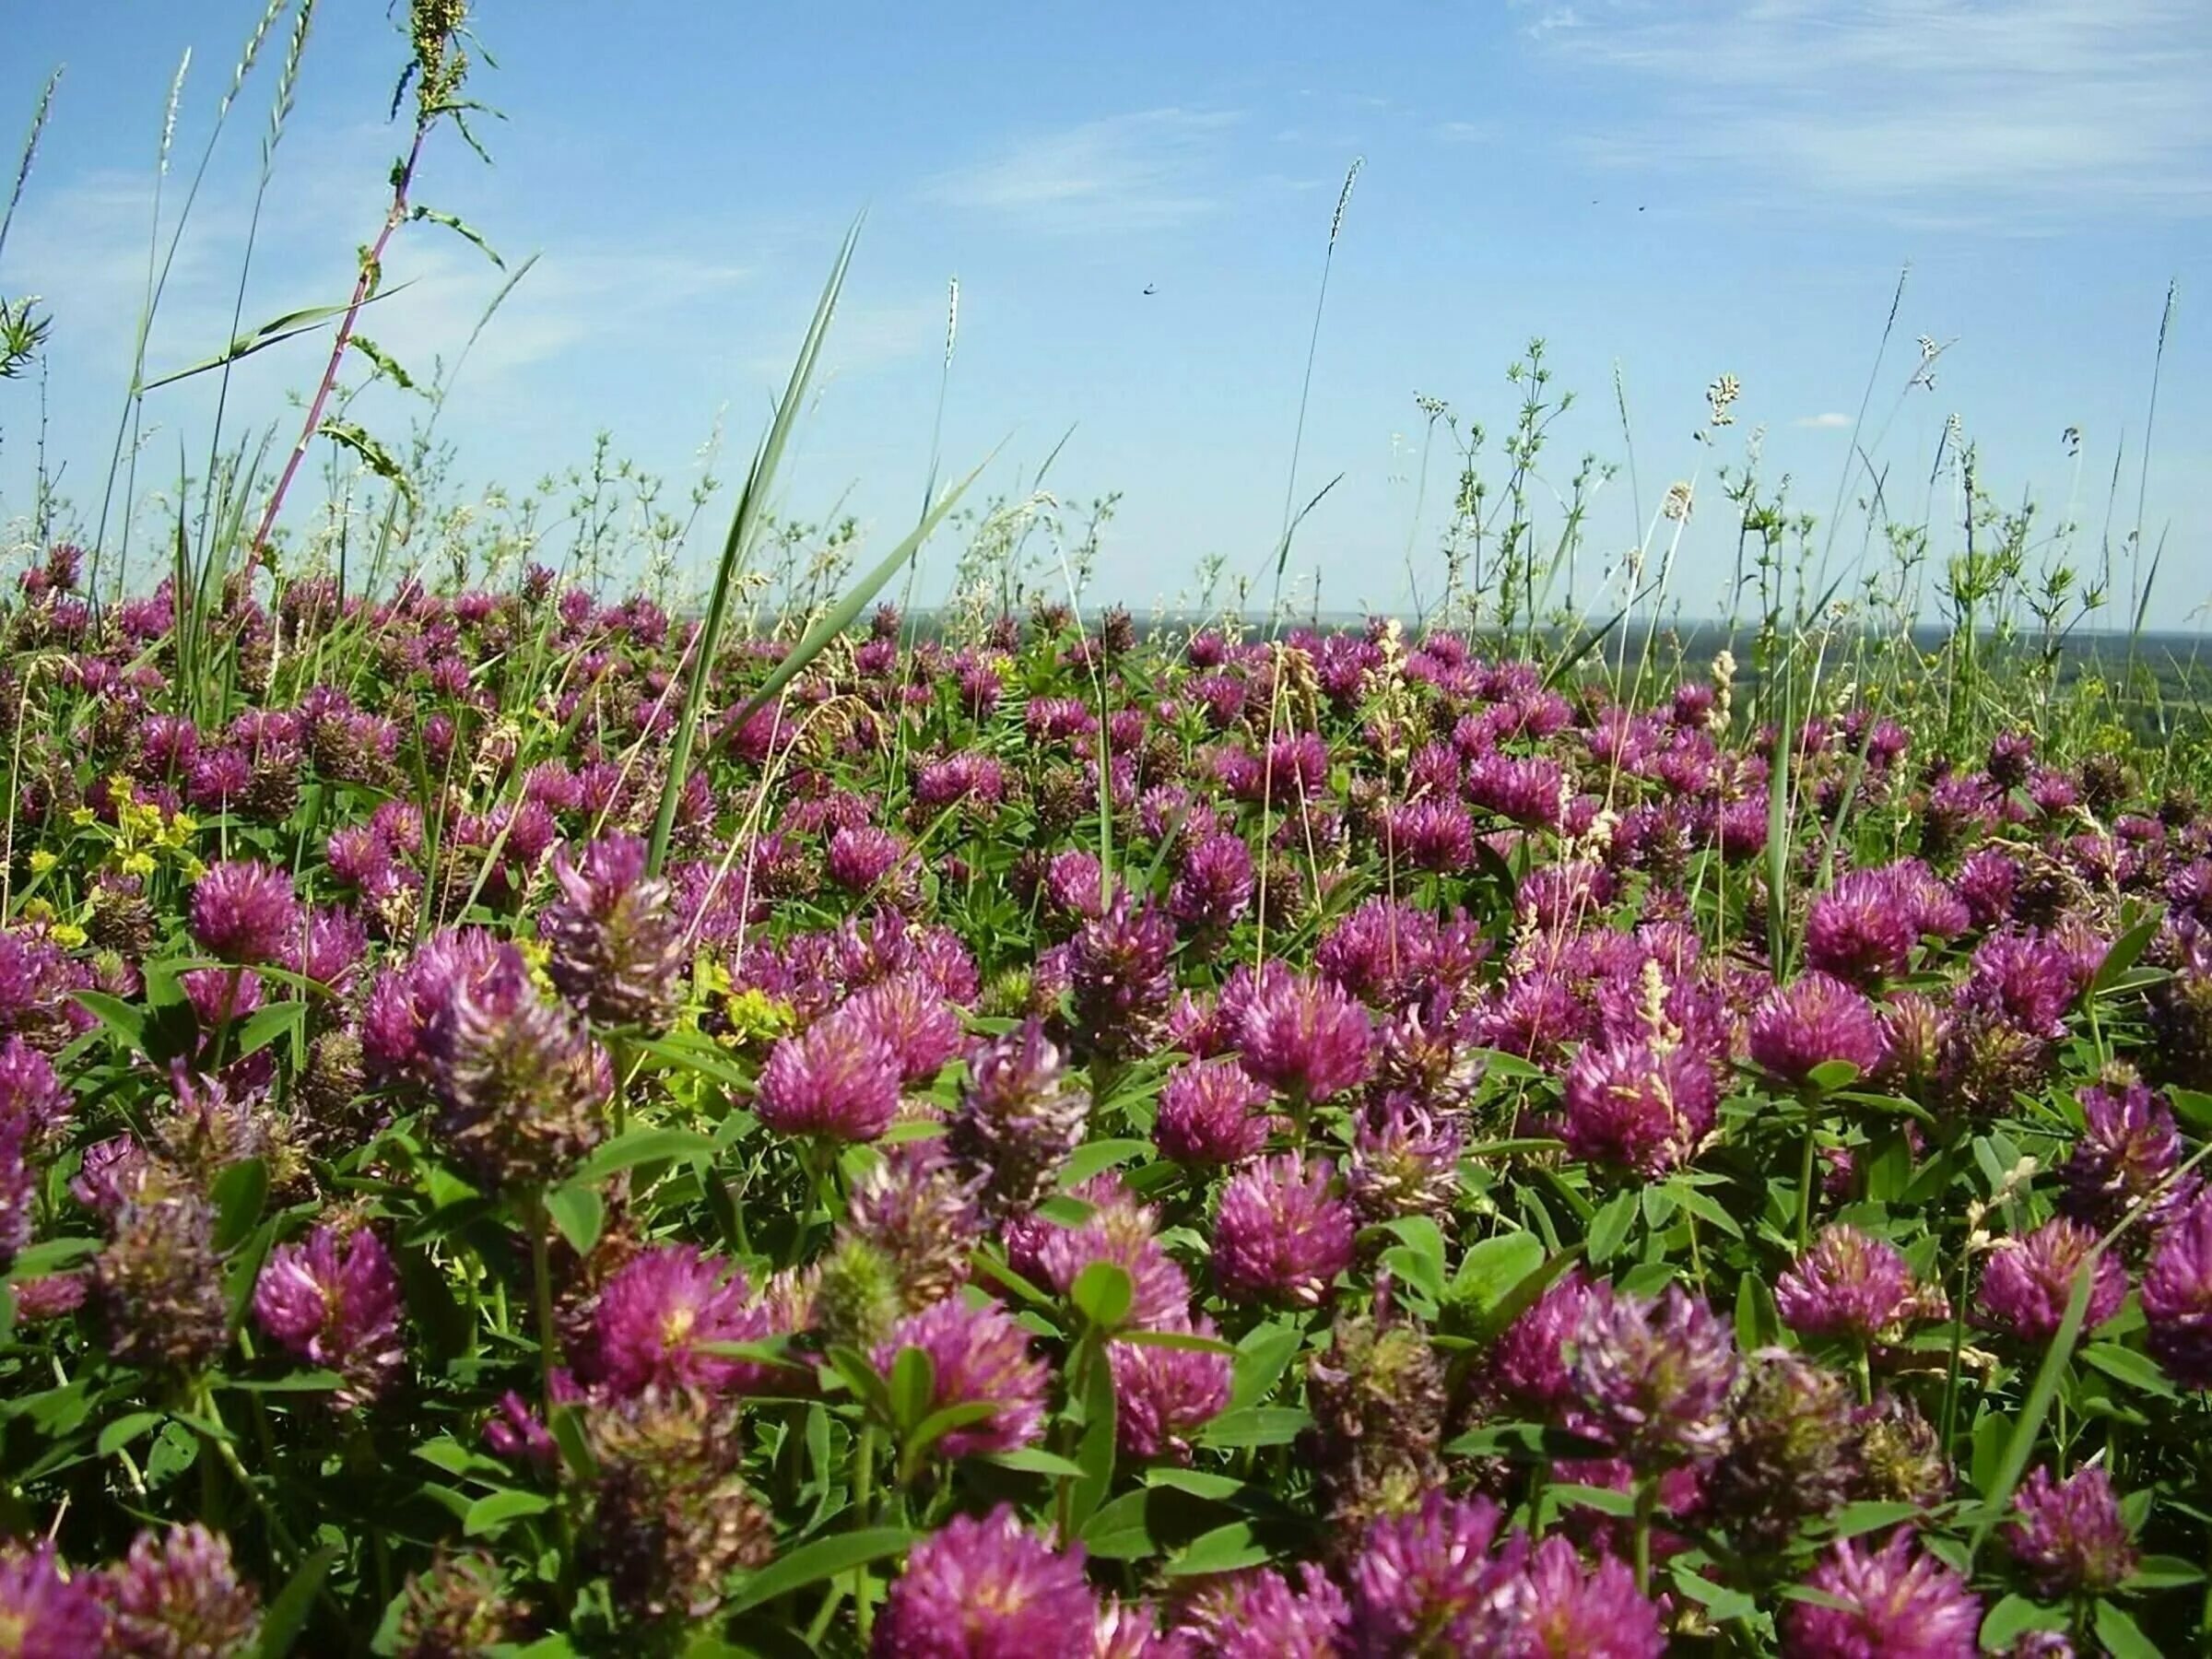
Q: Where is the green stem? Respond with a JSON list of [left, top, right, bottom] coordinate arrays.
[[1630, 1471, 1661, 1596], [1795, 1099, 1821, 1253], [528, 1187, 559, 1409], [853, 1423, 879, 1642]]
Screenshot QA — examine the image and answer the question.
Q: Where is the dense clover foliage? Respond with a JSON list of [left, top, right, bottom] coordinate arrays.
[[0, 559, 2207, 1657]]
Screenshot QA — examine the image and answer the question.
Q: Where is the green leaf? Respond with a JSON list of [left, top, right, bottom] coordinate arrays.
[[1071, 1261, 1135, 1330], [1827, 1500, 1924, 1538], [2090, 906, 2162, 998], [413, 1438, 501, 1478], [1585, 1189, 1637, 1265], [225, 1371, 344, 1394], [1666, 1561, 1757, 1621], [1144, 1468, 1249, 1500], [235, 1000, 307, 1059], [2169, 1088, 2212, 1135], [1114, 1327, 1236, 1356], [2093, 1599, 2162, 1659], [723, 1528, 915, 1617], [1979, 1594, 2067, 1652], [2126, 1555, 2206, 1590], [887, 1347, 936, 1433], [543, 1184, 605, 1256], [6, 1237, 99, 1279], [649, 218, 855, 879], [1078, 1489, 1156, 1559], [569, 1126, 718, 1185], [1450, 1230, 1545, 1311], [1735, 1272, 1783, 1351], [1197, 1406, 1312, 1449], [347, 334, 416, 391], [410, 204, 504, 267], [140, 283, 418, 390], [1229, 1321, 1302, 1411], [1163, 1522, 1269, 1578], [1057, 1138, 1152, 1189], [1968, 1259, 2099, 1557], [98, 1411, 165, 1456], [1551, 1483, 1639, 1518], [2079, 1341, 2175, 1399], [463, 1489, 553, 1536], [210, 1159, 269, 1253], [316, 418, 416, 510], [984, 1448, 1088, 1479], [629, 1032, 755, 1089], [1669, 1183, 1744, 1239], [1806, 1059, 1863, 1094], [253, 1543, 339, 1659], [1068, 1341, 1117, 1530], [903, 1402, 1002, 1463], [71, 990, 148, 1053]]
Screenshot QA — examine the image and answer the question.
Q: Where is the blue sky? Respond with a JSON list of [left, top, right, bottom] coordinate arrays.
[[4, 1, 2208, 622]]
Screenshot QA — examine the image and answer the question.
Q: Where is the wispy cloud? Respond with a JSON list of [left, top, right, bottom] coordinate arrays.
[[8, 160, 749, 397], [1793, 412, 1853, 429], [925, 109, 1241, 233], [1524, 1, 2212, 224]]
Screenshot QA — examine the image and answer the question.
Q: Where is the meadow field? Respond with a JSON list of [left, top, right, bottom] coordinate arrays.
[[1, 4, 2209, 1655]]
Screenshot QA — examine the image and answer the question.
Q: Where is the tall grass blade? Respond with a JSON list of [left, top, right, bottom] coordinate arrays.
[[0, 67, 63, 266], [730, 453, 994, 737], [1272, 157, 1361, 620], [644, 218, 863, 876]]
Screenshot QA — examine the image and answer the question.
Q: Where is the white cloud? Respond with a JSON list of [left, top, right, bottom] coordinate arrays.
[[925, 109, 1241, 233], [6, 158, 750, 399], [1793, 412, 1853, 429], [1525, 1, 2212, 223]]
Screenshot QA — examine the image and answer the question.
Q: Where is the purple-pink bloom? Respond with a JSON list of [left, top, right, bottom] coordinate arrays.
[[1212, 1153, 1356, 1306], [1776, 1226, 1937, 1344], [1977, 1217, 2126, 1342], [1110, 1317, 1232, 1458], [1785, 1532, 1982, 1659], [947, 1018, 1090, 1218], [188, 859, 300, 965], [537, 831, 688, 1030], [2006, 1464, 2136, 1597], [1345, 1492, 1516, 1656], [1559, 1040, 1717, 1178], [1153, 1058, 1272, 1167], [1172, 1565, 1348, 1659], [756, 1008, 902, 1142], [1237, 971, 1373, 1105], [846, 972, 965, 1087], [106, 1524, 263, 1657], [1065, 892, 1177, 1062], [0, 1036, 70, 1147], [1506, 1534, 1665, 1658], [590, 1244, 774, 1397], [252, 1225, 405, 1406], [1747, 972, 1888, 1086], [1571, 1283, 1737, 1466], [1488, 1268, 1595, 1416], [0, 1541, 108, 1656], [875, 1298, 1049, 1459], [875, 1505, 1096, 1658], [1033, 1175, 1193, 1330], [2060, 1076, 2195, 1235], [1170, 832, 1255, 935], [2142, 1195, 2212, 1387], [1804, 865, 1926, 986], [1960, 931, 2082, 1040]]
